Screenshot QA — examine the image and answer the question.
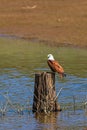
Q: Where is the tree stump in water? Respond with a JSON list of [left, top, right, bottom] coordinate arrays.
[[32, 72, 61, 113]]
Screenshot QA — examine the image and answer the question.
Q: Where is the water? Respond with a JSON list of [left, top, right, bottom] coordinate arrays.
[[0, 37, 87, 130]]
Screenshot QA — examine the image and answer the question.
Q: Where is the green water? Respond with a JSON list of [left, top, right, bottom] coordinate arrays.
[[0, 37, 87, 130], [0, 37, 87, 77]]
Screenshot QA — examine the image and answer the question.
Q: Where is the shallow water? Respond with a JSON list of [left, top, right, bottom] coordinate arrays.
[[0, 37, 87, 130]]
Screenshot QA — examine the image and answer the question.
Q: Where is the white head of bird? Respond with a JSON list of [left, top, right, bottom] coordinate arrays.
[[47, 54, 55, 60]]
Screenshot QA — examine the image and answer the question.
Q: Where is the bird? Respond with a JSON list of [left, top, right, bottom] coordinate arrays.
[[47, 54, 66, 78]]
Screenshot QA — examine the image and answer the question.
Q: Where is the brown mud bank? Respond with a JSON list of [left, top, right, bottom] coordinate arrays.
[[0, 0, 87, 48]]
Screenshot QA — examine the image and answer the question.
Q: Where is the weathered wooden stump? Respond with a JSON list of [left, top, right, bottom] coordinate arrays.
[[32, 72, 61, 113]]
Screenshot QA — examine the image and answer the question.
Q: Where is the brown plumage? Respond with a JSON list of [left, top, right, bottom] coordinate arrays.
[[47, 54, 66, 78]]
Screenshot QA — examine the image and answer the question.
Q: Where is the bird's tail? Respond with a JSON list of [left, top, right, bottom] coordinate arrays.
[[62, 73, 66, 77], [59, 73, 66, 78]]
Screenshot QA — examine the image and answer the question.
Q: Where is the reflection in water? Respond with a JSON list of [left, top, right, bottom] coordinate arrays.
[[34, 112, 59, 130]]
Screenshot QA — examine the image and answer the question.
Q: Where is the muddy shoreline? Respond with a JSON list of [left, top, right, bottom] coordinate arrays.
[[0, 33, 87, 49], [0, 0, 87, 48]]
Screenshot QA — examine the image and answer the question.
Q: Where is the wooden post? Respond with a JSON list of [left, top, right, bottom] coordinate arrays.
[[32, 72, 61, 113]]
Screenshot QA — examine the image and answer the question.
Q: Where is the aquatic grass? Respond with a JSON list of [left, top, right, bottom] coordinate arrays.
[[0, 88, 86, 116], [0, 91, 32, 116]]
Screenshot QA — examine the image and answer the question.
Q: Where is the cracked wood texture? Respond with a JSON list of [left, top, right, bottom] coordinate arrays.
[[32, 72, 61, 113]]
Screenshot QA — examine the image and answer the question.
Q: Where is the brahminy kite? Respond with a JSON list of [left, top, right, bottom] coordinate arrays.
[[47, 54, 66, 78]]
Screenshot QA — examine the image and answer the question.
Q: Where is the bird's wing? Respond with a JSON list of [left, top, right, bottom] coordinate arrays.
[[47, 60, 56, 72], [53, 60, 64, 73], [47, 60, 64, 73]]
